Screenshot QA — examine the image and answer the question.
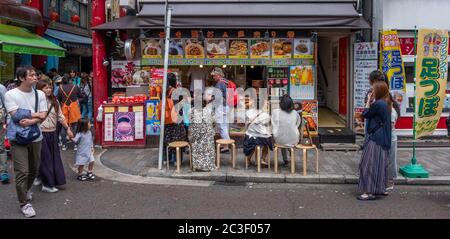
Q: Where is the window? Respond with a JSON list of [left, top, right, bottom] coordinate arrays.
[[43, 0, 88, 29]]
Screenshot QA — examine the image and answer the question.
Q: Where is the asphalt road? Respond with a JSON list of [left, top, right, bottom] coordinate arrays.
[[0, 149, 449, 219]]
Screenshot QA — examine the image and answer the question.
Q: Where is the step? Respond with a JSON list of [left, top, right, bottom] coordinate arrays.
[[320, 143, 361, 152]]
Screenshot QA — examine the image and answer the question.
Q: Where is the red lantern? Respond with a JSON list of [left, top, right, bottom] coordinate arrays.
[[25, 0, 33, 7], [50, 11, 59, 22], [71, 15, 80, 23]]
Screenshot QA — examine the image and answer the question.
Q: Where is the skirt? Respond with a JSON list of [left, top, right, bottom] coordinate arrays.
[[243, 135, 273, 156], [358, 139, 389, 195], [39, 131, 66, 187]]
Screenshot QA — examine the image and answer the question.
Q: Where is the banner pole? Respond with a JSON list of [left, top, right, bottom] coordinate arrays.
[[399, 26, 429, 178]]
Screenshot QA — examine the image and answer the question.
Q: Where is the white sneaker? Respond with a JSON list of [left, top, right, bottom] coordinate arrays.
[[21, 203, 36, 218], [27, 191, 33, 201], [74, 145, 78, 151], [62, 145, 67, 151], [42, 185, 59, 193], [33, 178, 42, 186]]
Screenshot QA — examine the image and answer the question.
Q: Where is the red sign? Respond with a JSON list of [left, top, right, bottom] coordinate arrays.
[[400, 37, 450, 55], [338, 37, 348, 115], [399, 38, 415, 55]]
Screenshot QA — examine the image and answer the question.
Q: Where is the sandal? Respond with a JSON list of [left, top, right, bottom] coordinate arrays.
[[77, 175, 88, 181], [86, 172, 96, 181], [357, 194, 376, 201]]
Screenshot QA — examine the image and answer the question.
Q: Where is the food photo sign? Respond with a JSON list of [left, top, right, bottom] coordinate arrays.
[[228, 39, 249, 59], [272, 39, 292, 59], [293, 38, 314, 59], [110, 61, 140, 88], [141, 39, 163, 58], [250, 39, 270, 58], [185, 39, 205, 58], [169, 39, 184, 58], [114, 112, 135, 142], [206, 39, 227, 59]]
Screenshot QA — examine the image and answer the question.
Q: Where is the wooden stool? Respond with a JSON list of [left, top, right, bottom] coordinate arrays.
[[167, 141, 192, 173], [295, 144, 319, 175], [245, 146, 271, 173], [273, 144, 295, 173], [216, 139, 236, 168]]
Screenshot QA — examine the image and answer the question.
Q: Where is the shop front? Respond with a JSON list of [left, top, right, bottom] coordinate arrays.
[[92, 1, 370, 147]]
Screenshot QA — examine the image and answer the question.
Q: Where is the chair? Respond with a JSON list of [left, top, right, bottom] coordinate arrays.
[[295, 144, 319, 175], [167, 141, 192, 173], [215, 139, 236, 168], [273, 144, 295, 173], [245, 146, 271, 173]]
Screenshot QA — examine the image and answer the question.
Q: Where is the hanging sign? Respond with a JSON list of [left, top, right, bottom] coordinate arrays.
[[381, 30, 407, 113], [415, 29, 449, 138]]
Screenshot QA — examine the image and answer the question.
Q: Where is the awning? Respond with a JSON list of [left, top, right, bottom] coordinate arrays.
[[92, 16, 141, 30], [0, 24, 65, 57], [44, 29, 92, 48], [0, 0, 43, 26], [137, 2, 370, 29]]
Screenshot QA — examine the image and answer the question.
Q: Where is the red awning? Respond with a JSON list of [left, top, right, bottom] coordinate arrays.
[[0, 0, 43, 27]]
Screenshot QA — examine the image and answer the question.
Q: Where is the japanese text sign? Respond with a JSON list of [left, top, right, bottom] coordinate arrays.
[[415, 29, 449, 138]]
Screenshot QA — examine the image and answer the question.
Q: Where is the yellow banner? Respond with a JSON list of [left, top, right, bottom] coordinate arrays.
[[415, 29, 449, 138]]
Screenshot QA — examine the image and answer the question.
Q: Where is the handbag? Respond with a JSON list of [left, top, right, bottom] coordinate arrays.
[[15, 89, 41, 145]]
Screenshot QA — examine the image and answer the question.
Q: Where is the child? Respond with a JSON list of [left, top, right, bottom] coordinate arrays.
[[70, 118, 95, 181]]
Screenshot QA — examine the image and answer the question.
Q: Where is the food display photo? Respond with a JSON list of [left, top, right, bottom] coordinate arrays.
[[206, 39, 227, 58], [293, 38, 314, 58], [228, 39, 249, 58], [169, 39, 184, 58], [301, 100, 318, 135], [272, 39, 292, 58], [185, 39, 205, 58], [141, 39, 163, 58], [250, 39, 270, 58]]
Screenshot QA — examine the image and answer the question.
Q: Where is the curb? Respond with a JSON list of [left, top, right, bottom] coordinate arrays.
[[98, 149, 450, 186]]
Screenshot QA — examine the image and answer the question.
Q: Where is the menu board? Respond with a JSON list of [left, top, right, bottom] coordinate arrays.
[[110, 61, 140, 88], [289, 65, 314, 100], [141, 39, 163, 58], [228, 39, 249, 58], [169, 39, 184, 58], [293, 38, 314, 59], [249, 39, 270, 58], [185, 39, 205, 58], [206, 39, 227, 58], [301, 100, 318, 134], [114, 112, 135, 142], [272, 39, 292, 58]]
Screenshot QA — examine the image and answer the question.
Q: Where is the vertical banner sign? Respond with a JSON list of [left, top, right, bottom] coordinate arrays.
[[381, 30, 407, 113], [353, 42, 378, 133], [339, 37, 348, 115], [415, 29, 449, 138]]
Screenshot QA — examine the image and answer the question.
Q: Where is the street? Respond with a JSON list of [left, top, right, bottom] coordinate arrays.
[[1, 168, 449, 219]]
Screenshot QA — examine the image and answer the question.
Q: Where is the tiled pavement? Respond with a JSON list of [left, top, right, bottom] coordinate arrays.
[[99, 145, 450, 185]]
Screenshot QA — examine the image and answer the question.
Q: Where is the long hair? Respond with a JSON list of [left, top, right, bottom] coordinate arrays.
[[36, 79, 59, 115], [372, 81, 392, 112]]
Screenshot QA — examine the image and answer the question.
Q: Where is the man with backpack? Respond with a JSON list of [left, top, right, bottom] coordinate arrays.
[[4, 66, 48, 217], [211, 67, 238, 153]]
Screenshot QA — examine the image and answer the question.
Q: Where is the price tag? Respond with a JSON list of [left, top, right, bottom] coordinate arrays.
[[118, 106, 129, 112], [133, 106, 144, 112], [104, 107, 115, 113]]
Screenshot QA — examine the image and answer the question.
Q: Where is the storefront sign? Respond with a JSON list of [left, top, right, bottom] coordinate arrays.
[[141, 58, 312, 66], [381, 30, 407, 113], [293, 38, 314, 59], [399, 38, 415, 55], [353, 42, 378, 132], [339, 37, 348, 115], [415, 29, 449, 138], [289, 65, 314, 100]]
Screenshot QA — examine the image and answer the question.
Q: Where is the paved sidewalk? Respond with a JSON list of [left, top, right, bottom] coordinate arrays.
[[99, 146, 450, 185]]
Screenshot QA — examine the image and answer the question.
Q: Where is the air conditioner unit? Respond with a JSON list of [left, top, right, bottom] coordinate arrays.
[[120, 0, 136, 10]]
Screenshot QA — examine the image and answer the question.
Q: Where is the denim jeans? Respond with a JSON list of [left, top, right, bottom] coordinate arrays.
[[81, 98, 93, 123], [216, 105, 230, 140]]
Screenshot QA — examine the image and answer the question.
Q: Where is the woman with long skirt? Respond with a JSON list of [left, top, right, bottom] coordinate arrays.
[[358, 81, 392, 200], [37, 80, 73, 193]]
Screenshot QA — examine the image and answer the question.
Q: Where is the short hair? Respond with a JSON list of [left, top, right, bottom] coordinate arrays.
[[279, 94, 294, 112], [369, 70, 385, 85], [167, 73, 177, 88], [16, 65, 35, 86]]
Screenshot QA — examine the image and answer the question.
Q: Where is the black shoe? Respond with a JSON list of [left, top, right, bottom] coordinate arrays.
[[86, 172, 96, 181]]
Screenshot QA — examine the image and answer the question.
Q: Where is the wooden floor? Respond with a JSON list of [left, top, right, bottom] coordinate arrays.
[[318, 107, 346, 128]]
